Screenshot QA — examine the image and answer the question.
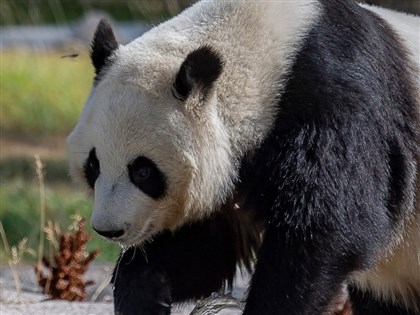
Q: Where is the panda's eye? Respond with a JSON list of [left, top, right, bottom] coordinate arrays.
[[83, 148, 100, 189], [136, 167, 151, 180], [128, 156, 166, 199], [89, 160, 99, 172]]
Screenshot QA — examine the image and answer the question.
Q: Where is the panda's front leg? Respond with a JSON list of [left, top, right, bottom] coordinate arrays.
[[240, 167, 391, 314], [112, 209, 259, 315], [243, 221, 357, 315], [112, 246, 172, 315]]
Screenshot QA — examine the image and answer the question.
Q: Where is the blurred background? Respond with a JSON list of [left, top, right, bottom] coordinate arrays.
[[1, 0, 419, 264]]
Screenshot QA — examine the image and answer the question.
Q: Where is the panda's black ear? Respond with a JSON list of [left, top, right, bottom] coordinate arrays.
[[173, 46, 224, 101], [90, 19, 118, 76]]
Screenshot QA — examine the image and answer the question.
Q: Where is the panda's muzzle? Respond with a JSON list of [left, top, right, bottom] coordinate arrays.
[[93, 227, 125, 239]]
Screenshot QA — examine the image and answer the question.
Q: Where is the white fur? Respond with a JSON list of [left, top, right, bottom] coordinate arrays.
[[68, 0, 320, 245]]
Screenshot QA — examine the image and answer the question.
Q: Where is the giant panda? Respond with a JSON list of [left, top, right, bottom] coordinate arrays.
[[67, 0, 420, 314]]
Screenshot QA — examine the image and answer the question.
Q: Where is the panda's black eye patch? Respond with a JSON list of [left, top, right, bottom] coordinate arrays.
[[83, 148, 100, 189], [128, 156, 167, 199]]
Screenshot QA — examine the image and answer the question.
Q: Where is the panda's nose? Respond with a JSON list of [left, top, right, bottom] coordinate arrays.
[[93, 227, 125, 239]]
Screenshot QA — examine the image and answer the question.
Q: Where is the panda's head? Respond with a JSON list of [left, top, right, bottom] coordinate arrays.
[[67, 20, 236, 246]]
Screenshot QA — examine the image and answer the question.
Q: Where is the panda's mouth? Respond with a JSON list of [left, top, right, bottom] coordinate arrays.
[[117, 218, 155, 247]]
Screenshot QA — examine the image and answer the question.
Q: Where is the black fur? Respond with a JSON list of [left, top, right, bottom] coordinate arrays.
[[128, 156, 167, 199], [241, 1, 418, 314], [90, 19, 118, 79], [173, 45, 224, 101], [83, 148, 100, 189], [112, 207, 261, 315]]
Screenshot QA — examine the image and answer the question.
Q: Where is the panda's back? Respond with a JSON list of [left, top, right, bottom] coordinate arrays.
[[321, 5, 418, 311], [361, 4, 420, 80]]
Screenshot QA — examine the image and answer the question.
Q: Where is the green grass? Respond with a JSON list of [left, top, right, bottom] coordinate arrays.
[[1, 51, 93, 136], [0, 159, 119, 263]]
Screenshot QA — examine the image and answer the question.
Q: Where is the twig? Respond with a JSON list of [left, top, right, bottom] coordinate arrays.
[[34, 155, 46, 288], [90, 273, 112, 302]]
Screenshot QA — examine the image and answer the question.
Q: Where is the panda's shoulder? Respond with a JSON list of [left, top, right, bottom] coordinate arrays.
[[277, 0, 418, 124]]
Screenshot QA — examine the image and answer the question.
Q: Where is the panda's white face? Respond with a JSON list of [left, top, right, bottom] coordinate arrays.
[[67, 41, 236, 246]]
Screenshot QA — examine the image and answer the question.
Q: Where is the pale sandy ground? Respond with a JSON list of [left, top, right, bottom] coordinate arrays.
[[0, 263, 249, 315]]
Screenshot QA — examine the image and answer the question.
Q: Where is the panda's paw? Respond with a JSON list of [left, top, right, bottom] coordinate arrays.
[[113, 267, 172, 315], [114, 295, 171, 315], [115, 305, 170, 315]]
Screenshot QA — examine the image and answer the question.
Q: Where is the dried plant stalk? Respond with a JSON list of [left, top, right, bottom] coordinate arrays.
[[35, 154, 46, 284]]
